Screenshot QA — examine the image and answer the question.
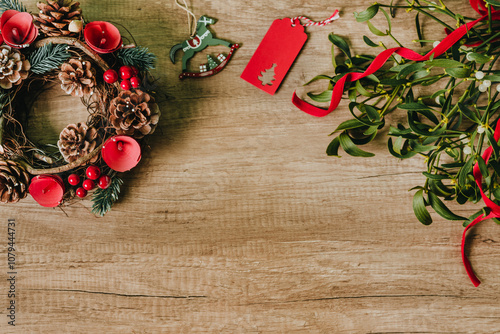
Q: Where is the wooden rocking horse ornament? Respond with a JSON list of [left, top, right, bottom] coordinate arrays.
[[170, 16, 240, 79]]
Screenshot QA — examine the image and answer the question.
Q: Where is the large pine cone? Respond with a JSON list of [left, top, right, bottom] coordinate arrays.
[[33, 0, 82, 37], [57, 123, 99, 163], [0, 159, 30, 204], [109, 90, 160, 139], [0, 45, 30, 89], [58, 58, 94, 97]]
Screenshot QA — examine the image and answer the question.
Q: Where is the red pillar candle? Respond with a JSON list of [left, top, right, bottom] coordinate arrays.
[[101, 135, 141, 172], [29, 175, 65, 207]]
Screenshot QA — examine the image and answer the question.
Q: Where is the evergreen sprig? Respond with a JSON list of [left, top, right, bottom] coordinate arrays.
[[117, 46, 156, 72], [29, 43, 71, 75], [91, 176, 123, 217], [305, 0, 500, 225], [0, 0, 27, 13]]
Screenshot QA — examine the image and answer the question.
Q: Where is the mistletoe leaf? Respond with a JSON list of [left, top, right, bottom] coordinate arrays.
[[413, 189, 432, 225]]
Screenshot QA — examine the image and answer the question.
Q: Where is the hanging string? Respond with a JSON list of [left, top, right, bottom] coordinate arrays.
[[175, 0, 197, 37], [291, 10, 340, 27]]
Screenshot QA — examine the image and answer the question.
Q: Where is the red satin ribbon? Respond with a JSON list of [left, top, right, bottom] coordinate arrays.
[[293, 0, 500, 286], [292, 1, 498, 117], [462, 118, 500, 287]]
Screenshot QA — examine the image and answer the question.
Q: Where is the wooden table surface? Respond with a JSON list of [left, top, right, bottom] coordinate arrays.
[[2, 0, 500, 333]]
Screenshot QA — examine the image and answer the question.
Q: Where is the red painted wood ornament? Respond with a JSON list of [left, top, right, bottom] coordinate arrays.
[[241, 11, 339, 95], [29, 175, 65, 207], [102, 135, 141, 172]]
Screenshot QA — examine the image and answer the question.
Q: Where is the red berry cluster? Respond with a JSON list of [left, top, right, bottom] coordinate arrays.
[[68, 166, 111, 198], [103, 66, 141, 90]]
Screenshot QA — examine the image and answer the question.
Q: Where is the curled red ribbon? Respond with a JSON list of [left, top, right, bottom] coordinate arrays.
[[293, 0, 499, 286]]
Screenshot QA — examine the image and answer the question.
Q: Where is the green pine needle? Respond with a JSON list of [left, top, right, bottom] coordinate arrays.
[[0, 0, 27, 13], [91, 176, 124, 217], [29, 43, 71, 75], [117, 46, 156, 72]]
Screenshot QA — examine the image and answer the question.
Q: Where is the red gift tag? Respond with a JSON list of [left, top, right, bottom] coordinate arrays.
[[241, 18, 307, 95]]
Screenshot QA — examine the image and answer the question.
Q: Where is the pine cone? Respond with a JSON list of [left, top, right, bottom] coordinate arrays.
[[109, 90, 160, 139], [33, 0, 82, 37], [57, 123, 99, 163], [0, 45, 30, 90], [0, 159, 30, 204], [58, 58, 94, 97]]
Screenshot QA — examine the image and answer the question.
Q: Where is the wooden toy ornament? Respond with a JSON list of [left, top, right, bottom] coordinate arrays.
[[170, 0, 240, 79], [241, 11, 340, 95]]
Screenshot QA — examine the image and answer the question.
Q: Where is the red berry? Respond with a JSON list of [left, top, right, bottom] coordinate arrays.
[[76, 187, 87, 198], [82, 179, 95, 191], [120, 79, 131, 90], [131, 66, 139, 76], [103, 69, 118, 84], [68, 174, 80, 186], [130, 76, 141, 88], [98, 175, 111, 189], [86, 165, 101, 180], [119, 66, 134, 80]]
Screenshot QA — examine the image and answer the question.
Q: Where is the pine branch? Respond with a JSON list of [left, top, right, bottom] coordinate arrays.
[[117, 46, 156, 72], [0, 0, 27, 13], [29, 43, 70, 75], [91, 176, 123, 217]]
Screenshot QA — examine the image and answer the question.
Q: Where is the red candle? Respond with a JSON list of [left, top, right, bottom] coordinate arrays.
[[101, 135, 141, 172], [29, 175, 65, 207]]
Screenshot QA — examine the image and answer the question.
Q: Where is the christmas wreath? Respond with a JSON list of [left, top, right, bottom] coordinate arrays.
[[0, 0, 159, 216]]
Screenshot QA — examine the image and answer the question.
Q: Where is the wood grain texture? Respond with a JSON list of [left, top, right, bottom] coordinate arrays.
[[1, 0, 500, 333]]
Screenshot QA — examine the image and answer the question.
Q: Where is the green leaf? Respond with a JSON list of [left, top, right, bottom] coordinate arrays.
[[484, 75, 500, 82], [332, 118, 366, 133], [339, 132, 375, 157], [326, 137, 341, 156], [486, 128, 500, 159], [398, 63, 425, 79], [380, 8, 392, 33], [458, 103, 480, 123], [458, 157, 474, 188], [413, 189, 432, 225], [466, 52, 491, 64], [410, 70, 430, 80], [415, 13, 423, 47], [477, 155, 489, 179], [398, 102, 434, 111], [361, 104, 380, 122], [363, 35, 379, 47], [425, 59, 464, 68], [445, 67, 471, 78], [354, 4, 379, 22], [355, 81, 374, 97], [484, 0, 500, 6], [428, 191, 466, 221], [329, 34, 351, 59], [304, 75, 332, 85], [307, 90, 332, 103], [367, 20, 387, 36]]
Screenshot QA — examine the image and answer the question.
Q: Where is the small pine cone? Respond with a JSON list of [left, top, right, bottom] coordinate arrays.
[[0, 159, 30, 204], [58, 58, 94, 97], [109, 90, 160, 139], [33, 0, 82, 37], [57, 123, 99, 163], [0, 45, 30, 89]]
